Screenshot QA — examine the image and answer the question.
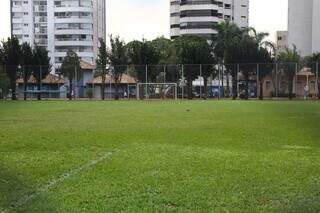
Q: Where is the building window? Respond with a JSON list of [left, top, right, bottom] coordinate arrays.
[[225, 4, 231, 9]]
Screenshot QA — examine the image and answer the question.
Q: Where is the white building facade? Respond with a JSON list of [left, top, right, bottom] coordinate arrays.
[[275, 31, 288, 56], [170, 0, 249, 40], [10, 0, 106, 71], [288, 0, 320, 56]]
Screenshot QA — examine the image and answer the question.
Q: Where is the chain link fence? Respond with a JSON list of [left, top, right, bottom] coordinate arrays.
[[0, 63, 319, 100]]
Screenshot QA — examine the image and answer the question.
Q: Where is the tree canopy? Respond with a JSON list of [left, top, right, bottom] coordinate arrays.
[[61, 50, 80, 100], [108, 36, 129, 100], [96, 38, 108, 100]]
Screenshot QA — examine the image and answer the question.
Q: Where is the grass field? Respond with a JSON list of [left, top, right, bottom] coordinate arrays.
[[0, 100, 320, 212]]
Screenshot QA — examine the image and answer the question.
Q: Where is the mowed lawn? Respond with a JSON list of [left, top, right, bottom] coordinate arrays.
[[0, 100, 320, 212]]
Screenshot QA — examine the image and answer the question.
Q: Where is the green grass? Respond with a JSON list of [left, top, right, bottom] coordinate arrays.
[[0, 100, 320, 212]]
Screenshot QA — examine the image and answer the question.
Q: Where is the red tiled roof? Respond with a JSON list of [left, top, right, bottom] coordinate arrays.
[[297, 67, 315, 76], [87, 74, 137, 84], [16, 74, 65, 84], [80, 60, 96, 70]]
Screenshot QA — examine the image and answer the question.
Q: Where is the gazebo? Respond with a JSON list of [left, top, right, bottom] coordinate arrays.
[[296, 68, 317, 98], [16, 74, 65, 99], [87, 74, 137, 99]]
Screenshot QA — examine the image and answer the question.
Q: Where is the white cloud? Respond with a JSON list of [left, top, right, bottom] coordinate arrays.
[[107, 6, 169, 42]]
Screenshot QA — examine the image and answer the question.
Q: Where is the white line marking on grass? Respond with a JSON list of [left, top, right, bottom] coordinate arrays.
[[6, 152, 113, 211]]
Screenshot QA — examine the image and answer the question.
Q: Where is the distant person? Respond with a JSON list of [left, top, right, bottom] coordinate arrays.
[[214, 88, 219, 98], [304, 85, 309, 100]]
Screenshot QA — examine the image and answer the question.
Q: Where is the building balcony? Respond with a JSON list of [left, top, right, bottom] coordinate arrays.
[[54, 51, 94, 58], [12, 17, 23, 23], [12, 29, 23, 35], [180, 28, 217, 35], [54, 18, 93, 24], [54, 7, 93, 13], [55, 40, 93, 46], [180, 4, 219, 11], [12, 7, 23, 13], [180, 16, 220, 23], [54, 29, 93, 35]]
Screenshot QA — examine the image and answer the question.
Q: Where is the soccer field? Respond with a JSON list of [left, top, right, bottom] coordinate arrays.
[[0, 101, 320, 212]]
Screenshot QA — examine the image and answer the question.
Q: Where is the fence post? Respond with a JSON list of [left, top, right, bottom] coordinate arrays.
[[222, 64, 225, 98], [181, 65, 184, 100], [127, 65, 130, 100], [295, 62, 298, 98], [40, 65, 42, 100], [92, 69, 95, 99], [145, 65, 148, 99], [74, 65, 77, 100], [109, 68, 112, 100], [275, 63, 278, 98], [317, 62, 319, 98], [257, 63, 259, 100], [218, 64, 221, 100], [23, 66, 25, 100], [175, 83, 178, 100], [200, 64, 202, 99], [236, 64, 240, 99], [163, 65, 166, 83]]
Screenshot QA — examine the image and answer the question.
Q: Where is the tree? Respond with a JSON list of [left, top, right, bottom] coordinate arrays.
[[108, 36, 129, 100], [32, 46, 51, 100], [173, 35, 214, 99], [1, 37, 22, 100], [149, 37, 174, 64], [237, 29, 273, 99], [96, 38, 108, 100], [303, 52, 320, 99], [277, 45, 301, 100], [0, 69, 10, 99], [213, 21, 243, 98], [61, 50, 80, 100], [247, 29, 276, 100], [126, 39, 160, 82], [257, 50, 275, 100], [150, 37, 179, 83], [213, 24, 274, 99], [21, 42, 33, 100]]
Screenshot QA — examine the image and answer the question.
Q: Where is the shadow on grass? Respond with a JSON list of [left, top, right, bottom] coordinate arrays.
[[281, 191, 320, 212], [0, 165, 56, 212]]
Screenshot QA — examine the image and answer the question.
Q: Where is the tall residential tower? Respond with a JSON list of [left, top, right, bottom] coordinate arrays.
[[10, 0, 106, 71], [288, 0, 320, 56], [170, 0, 249, 40]]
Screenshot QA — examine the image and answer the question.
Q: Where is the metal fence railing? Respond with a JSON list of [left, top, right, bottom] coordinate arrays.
[[0, 63, 319, 100]]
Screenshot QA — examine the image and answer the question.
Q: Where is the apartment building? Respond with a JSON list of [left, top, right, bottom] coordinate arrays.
[[10, 0, 106, 71], [288, 0, 320, 56], [170, 0, 249, 40], [275, 31, 288, 56]]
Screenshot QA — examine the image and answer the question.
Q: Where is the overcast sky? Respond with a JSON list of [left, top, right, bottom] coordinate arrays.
[[0, 0, 288, 43]]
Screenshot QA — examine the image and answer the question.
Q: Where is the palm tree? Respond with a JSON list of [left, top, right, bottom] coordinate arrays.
[[277, 45, 301, 100], [213, 21, 243, 98], [243, 28, 275, 99], [213, 23, 274, 99]]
